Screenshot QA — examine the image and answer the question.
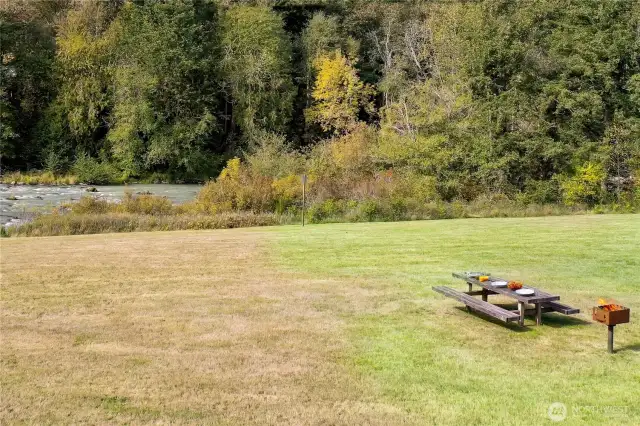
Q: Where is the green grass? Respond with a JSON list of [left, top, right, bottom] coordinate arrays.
[[269, 215, 640, 425], [1, 215, 638, 424]]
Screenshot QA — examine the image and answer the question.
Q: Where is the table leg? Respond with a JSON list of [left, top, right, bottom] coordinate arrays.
[[468, 282, 473, 292], [535, 303, 542, 326], [482, 288, 488, 302], [518, 302, 525, 326]]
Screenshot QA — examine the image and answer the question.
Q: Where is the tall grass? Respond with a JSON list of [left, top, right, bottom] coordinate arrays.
[[0, 191, 289, 237], [4, 212, 284, 237], [68, 192, 175, 215], [0, 171, 79, 185], [302, 196, 595, 224]]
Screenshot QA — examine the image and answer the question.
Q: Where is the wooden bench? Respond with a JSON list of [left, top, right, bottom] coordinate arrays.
[[543, 301, 580, 315], [433, 286, 521, 323], [509, 302, 580, 316]]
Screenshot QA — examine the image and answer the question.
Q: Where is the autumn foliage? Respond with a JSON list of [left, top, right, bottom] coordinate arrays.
[[305, 51, 374, 134]]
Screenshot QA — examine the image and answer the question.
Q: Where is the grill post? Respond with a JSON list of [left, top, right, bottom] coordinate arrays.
[[608, 325, 614, 353]]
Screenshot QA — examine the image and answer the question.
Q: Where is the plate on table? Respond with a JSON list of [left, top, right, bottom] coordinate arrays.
[[515, 289, 535, 296], [491, 280, 508, 287]]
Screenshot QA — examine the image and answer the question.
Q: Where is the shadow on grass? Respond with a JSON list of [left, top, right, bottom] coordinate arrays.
[[538, 313, 591, 328], [490, 303, 591, 328], [454, 306, 530, 332], [453, 305, 591, 331], [617, 344, 640, 352]]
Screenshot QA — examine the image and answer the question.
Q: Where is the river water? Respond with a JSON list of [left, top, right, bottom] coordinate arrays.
[[0, 184, 202, 227]]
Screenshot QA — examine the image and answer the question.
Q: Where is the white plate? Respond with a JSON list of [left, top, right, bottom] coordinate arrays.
[[491, 280, 508, 287], [515, 289, 535, 296]]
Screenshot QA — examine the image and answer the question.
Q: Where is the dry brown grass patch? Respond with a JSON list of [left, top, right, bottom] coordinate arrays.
[[0, 230, 410, 424]]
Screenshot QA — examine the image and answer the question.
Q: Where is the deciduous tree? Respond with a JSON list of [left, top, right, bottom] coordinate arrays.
[[306, 51, 374, 134]]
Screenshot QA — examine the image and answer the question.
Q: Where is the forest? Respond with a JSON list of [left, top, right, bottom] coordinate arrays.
[[2, 0, 640, 213]]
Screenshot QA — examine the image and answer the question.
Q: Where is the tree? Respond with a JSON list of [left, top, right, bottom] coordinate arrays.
[[40, 0, 121, 169], [306, 51, 374, 134], [0, 0, 638, 202], [220, 6, 295, 137], [467, 0, 640, 195], [0, 2, 62, 170], [300, 12, 354, 106], [107, 0, 221, 178]]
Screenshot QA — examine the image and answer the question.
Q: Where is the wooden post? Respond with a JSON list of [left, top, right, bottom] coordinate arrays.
[[608, 325, 614, 353], [301, 174, 306, 227], [518, 302, 525, 326], [536, 303, 542, 326]]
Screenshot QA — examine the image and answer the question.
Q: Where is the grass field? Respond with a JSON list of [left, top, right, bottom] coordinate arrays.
[[1, 215, 639, 425]]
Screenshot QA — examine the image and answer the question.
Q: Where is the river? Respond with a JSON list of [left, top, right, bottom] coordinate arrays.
[[0, 184, 202, 227]]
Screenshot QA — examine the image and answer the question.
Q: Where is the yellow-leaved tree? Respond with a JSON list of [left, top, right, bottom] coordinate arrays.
[[306, 51, 374, 134]]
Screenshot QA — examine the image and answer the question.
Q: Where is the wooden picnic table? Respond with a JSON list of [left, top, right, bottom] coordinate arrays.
[[451, 272, 560, 326], [432, 272, 580, 326]]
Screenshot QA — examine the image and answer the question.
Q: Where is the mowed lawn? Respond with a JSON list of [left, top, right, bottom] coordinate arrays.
[[1, 215, 639, 425]]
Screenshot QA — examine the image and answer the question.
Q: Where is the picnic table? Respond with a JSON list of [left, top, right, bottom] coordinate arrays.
[[433, 272, 579, 326]]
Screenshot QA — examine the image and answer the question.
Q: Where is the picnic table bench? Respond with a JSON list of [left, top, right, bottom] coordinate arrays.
[[433, 272, 580, 326]]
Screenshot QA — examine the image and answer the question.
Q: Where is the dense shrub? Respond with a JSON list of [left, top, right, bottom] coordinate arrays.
[[306, 199, 346, 222], [245, 131, 304, 178], [66, 192, 174, 215], [307, 124, 379, 201], [72, 154, 122, 185], [272, 174, 302, 214], [299, 196, 601, 225], [561, 163, 607, 206], [196, 125, 639, 225], [196, 158, 276, 213], [68, 196, 112, 214], [519, 179, 562, 204], [120, 192, 173, 215]]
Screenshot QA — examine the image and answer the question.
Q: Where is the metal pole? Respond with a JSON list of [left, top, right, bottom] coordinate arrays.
[[608, 325, 614, 353], [302, 174, 306, 227]]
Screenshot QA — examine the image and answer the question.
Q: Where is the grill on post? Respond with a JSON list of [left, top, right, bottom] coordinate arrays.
[[592, 303, 630, 353]]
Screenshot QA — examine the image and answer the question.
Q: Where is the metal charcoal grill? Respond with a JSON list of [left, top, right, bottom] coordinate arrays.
[[592, 304, 630, 353]]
